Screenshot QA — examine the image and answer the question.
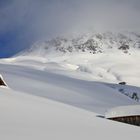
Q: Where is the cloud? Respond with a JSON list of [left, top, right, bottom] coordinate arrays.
[[1, 0, 140, 35], [0, 0, 140, 57]]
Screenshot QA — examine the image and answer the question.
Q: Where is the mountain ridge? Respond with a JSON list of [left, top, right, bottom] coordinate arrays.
[[22, 31, 140, 57], [6, 31, 140, 87]]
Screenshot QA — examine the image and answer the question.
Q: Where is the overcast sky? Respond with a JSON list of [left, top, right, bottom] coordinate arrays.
[[0, 0, 140, 57]]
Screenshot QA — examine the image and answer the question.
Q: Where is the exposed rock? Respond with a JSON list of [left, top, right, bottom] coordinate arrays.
[[119, 82, 126, 85], [118, 44, 129, 50], [24, 32, 140, 56]]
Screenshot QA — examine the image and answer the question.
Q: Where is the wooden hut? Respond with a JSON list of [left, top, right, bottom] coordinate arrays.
[[105, 105, 140, 126], [0, 75, 7, 87]]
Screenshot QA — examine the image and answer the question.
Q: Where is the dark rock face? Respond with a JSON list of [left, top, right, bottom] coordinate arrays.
[[132, 92, 139, 102], [0, 77, 6, 86], [83, 39, 98, 52], [118, 44, 129, 50], [119, 82, 126, 85]]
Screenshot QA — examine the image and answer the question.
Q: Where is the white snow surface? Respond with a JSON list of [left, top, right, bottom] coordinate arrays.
[[0, 58, 138, 114], [105, 105, 140, 118], [0, 32, 140, 139], [0, 55, 140, 140], [20, 32, 140, 87], [0, 88, 140, 140]]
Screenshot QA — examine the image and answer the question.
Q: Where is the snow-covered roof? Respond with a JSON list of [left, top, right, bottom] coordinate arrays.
[[105, 105, 140, 118]]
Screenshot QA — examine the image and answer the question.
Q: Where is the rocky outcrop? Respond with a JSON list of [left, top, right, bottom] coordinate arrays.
[[23, 32, 140, 56]]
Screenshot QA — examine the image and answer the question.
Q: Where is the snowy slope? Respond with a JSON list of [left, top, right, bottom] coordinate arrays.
[[0, 31, 140, 139], [106, 83, 140, 102], [18, 31, 140, 87], [0, 62, 138, 114], [0, 88, 140, 140], [3, 49, 140, 91], [0, 61, 140, 139]]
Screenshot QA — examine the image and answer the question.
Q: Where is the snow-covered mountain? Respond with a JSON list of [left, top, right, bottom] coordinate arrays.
[[17, 31, 140, 87], [25, 32, 140, 56], [0, 31, 140, 139]]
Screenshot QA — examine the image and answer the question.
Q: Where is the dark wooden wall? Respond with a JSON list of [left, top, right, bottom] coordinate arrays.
[[0, 77, 6, 86], [108, 115, 140, 126]]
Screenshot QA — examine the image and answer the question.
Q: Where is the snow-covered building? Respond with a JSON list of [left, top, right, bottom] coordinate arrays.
[[105, 105, 140, 126], [0, 75, 7, 87]]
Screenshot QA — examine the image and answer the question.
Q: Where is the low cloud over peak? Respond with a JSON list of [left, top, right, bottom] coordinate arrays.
[[0, 0, 140, 57]]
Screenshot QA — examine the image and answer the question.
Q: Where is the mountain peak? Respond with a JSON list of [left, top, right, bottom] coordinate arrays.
[[23, 31, 140, 57]]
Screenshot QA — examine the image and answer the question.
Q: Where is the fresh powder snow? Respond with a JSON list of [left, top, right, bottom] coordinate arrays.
[[0, 31, 140, 140]]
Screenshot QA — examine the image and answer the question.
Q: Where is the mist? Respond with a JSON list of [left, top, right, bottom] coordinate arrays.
[[0, 0, 140, 57]]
